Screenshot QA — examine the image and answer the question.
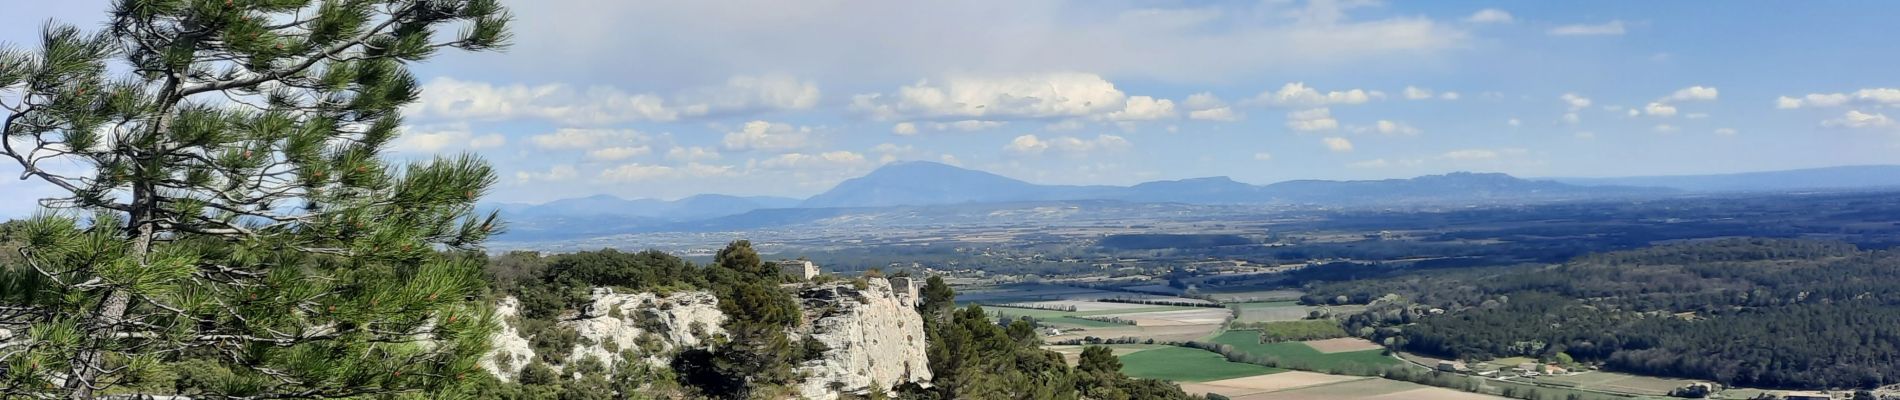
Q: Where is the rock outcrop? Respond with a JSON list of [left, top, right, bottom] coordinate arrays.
[[480, 278, 932, 399], [793, 278, 932, 399]]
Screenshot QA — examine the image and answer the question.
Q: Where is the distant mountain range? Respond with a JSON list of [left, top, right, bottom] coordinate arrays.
[[1549, 165, 1900, 193], [487, 162, 1900, 241]]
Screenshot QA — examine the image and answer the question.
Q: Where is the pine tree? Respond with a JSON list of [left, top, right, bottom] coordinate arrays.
[[0, 0, 510, 398]]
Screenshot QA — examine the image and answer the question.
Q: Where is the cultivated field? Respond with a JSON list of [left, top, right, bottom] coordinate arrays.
[[1117, 346, 1284, 382], [1176, 371, 1368, 398], [1233, 377, 1507, 400], [1210, 331, 1400, 371], [1303, 338, 1384, 354], [1232, 301, 1314, 323], [1528, 371, 1702, 396], [1205, 289, 1305, 303]]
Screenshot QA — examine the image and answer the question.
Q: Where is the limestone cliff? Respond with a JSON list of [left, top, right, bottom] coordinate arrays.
[[480, 278, 933, 399], [793, 278, 932, 399]]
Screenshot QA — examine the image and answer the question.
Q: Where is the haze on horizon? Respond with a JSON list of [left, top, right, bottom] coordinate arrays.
[[5, 0, 1899, 212]]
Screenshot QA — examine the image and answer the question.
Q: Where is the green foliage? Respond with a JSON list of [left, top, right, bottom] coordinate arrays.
[[0, 1, 513, 397], [1077, 346, 1122, 374], [1315, 238, 1900, 389]]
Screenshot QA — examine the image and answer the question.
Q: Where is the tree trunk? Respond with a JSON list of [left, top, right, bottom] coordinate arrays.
[[64, 288, 130, 400]]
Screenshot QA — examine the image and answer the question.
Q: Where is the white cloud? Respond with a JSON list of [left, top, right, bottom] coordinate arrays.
[[1252, 152, 1273, 161], [1184, 92, 1238, 121], [531, 128, 648, 150], [851, 73, 1128, 120], [1252, 83, 1384, 107], [1653, 124, 1679, 133], [598, 163, 678, 182], [1322, 137, 1354, 152], [1353, 120, 1421, 136], [515, 164, 578, 184], [891, 122, 919, 135], [1507, 118, 1522, 127], [1004, 134, 1132, 156], [1189, 107, 1238, 121], [666, 146, 722, 161], [1685, 113, 1709, 119], [1823, 110, 1896, 129], [1440, 92, 1460, 100], [409, 75, 819, 125], [674, 74, 821, 115], [721, 120, 813, 152], [755, 151, 869, 169], [1714, 128, 1738, 136], [586, 146, 653, 161], [939, 154, 963, 166], [1286, 108, 1340, 132], [1562, 112, 1581, 124], [391, 124, 506, 153], [1626, 109, 1640, 117], [1775, 89, 1900, 109], [1046, 119, 1087, 131], [1561, 93, 1592, 110], [1403, 86, 1434, 100], [1644, 102, 1678, 117], [1662, 86, 1719, 102], [1548, 20, 1626, 36], [1465, 9, 1514, 24], [1575, 131, 1597, 140], [1104, 96, 1179, 121]]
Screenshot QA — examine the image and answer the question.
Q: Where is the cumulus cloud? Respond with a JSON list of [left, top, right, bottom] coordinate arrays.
[[531, 128, 648, 150], [586, 146, 653, 161], [721, 121, 813, 152], [851, 73, 1128, 120], [1548, 20, 1625, 36], [1252, 83, 1384, 107], [391, 124, 506, 153], [755, 151, 869, 169], [1662, 86, 1719, 102], [409, 75, 819, 125], [666, 146, 722, 161], [1465, 9, 1514, 24], [1322, 137, 1354, 152], [1402, 86, 1455, 101], [1561, 93, 1592, 110], [1104, 96, 1179, 121], [1714, 128, 1738, 136], [1354, 120, 1421, 136], [1775, 88, 1900, 109], [1286, 108, 1340, 132], [1440, 148, 1528, 160], [1507, 118, 1522, 127], [1004, 134, 1132, 156], [1822, 110, 1896, 129], [1347, 158, 1388, 168], [1653, 124, 1679, 133], [1644, 102, 1678, 117], [1252, 152, 1273, 161], [893, 120, 1009, 135], [515, 164, 579, 184], [1184, 92, 1239, 121]]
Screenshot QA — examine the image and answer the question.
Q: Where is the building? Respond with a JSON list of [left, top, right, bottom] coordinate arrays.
[[1436, 360, 1468, 372], [774, 260, 820, 280], [889, 276, 921, 305]]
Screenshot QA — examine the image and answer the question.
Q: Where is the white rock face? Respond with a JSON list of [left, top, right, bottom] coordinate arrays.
[[478, 289, 727, 380], [479, 296, 534, 381], [793, 278, 934, 399], [480, 280, 934, 400], [564, 289, 726, 368]]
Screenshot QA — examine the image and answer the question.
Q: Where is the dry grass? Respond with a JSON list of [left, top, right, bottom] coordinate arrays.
[[1302, 338, 1384, 354]]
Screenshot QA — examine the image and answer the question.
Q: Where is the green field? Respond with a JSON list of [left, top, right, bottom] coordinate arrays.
[[1117, 346, 1284, 382], [1209, 331, 1400, 371], [987, 304, 1203, 328]]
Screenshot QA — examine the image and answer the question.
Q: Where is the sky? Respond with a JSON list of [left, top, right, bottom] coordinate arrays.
[[5, 1, 1900, 211]]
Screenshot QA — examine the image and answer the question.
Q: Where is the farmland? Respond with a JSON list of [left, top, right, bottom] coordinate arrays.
[[1117, 346, 1285, 382], [1209, 331, 1400, 372]]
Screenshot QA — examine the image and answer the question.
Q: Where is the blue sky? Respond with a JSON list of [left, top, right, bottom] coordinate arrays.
[[4, 1, 1900, 210]]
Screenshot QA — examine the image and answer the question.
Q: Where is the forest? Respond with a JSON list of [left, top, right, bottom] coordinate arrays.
[[1307, 238, 1900, 389]]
